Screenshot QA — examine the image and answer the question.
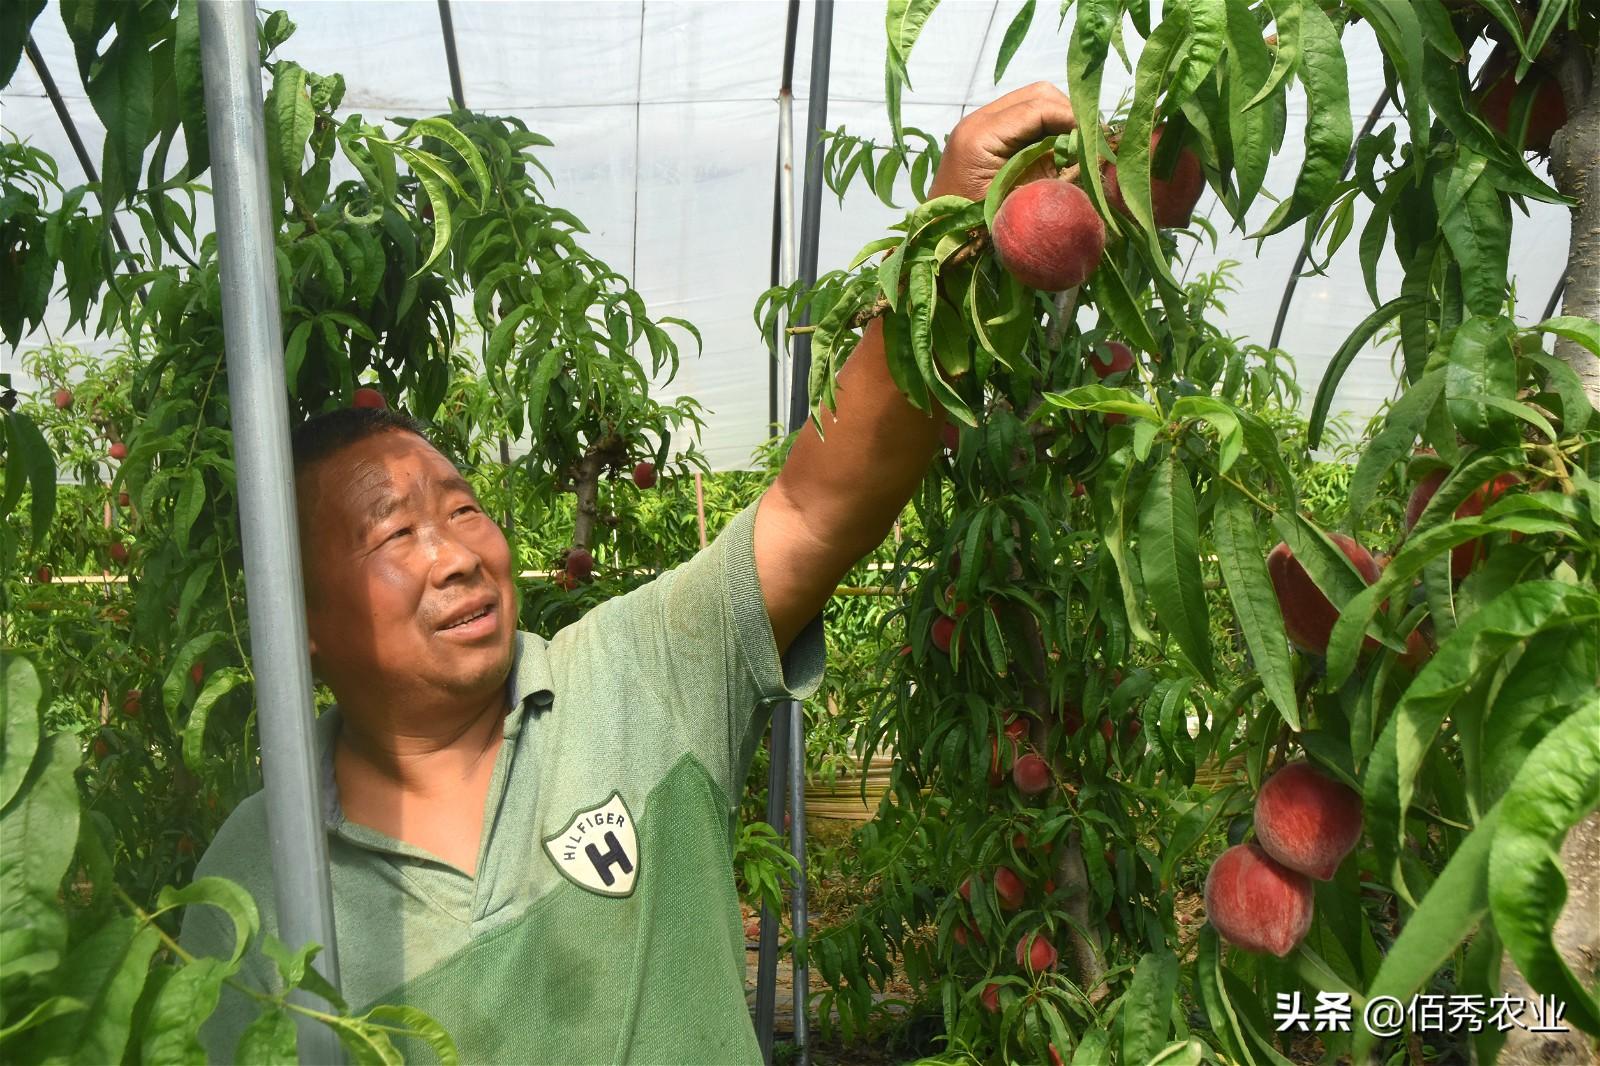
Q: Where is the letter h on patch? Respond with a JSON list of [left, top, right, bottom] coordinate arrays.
[[544, 792, 639, 898]]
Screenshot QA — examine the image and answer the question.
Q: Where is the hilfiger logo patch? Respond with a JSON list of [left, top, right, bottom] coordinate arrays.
[[543, 792, 638, 898]]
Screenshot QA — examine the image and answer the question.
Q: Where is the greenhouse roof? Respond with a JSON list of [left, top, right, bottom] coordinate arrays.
[[3, 1, 1570, 469]]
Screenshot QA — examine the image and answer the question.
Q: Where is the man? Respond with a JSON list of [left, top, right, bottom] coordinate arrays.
[[181, 83, 1078, 1062]]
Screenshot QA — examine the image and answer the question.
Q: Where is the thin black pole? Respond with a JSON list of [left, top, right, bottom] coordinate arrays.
[[435, 0, 514, 540], [1269, 87, 1393, 349], [436, 0, 466, 109], [756, 702, 790, 1065], [1543, 277, 1566, 321], [25, 39, 140, 275]]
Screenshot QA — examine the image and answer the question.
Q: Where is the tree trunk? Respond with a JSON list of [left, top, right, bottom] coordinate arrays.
[[1494, 37, 1600, 1066]]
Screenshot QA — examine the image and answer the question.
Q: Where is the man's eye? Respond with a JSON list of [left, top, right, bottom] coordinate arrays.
[[455, 505, 479, 517], [387, 527, 411, 541]]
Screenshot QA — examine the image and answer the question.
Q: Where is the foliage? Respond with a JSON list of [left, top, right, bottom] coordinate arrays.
[[767, 1, 1600, 1064]]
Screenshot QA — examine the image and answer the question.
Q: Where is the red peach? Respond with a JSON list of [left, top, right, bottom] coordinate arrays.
[[1253, 760, 1364, 881], [352, 387, 387, 409], [1088, 340, 1135, 379], [565, 547, 595, 582], [53, 388, 73, 409], [1012, 752, 1051, 795], [981, 982, 1001, 1014], [994, 866, 1026, 910], [109, 441, 128, 461], [991, 179, 1106, 291], [1477, 67, 1567, 154], [1015, 930, 1058, 974], [632, 461, 657, 489], [1266, 533, 1382, 655], [931, 614, 957, 655], [1203, 843, 1314, 957], [1103, 127, 1206, 228]]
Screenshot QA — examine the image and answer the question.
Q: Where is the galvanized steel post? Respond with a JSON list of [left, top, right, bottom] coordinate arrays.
[[196, 3, 343, 1061]]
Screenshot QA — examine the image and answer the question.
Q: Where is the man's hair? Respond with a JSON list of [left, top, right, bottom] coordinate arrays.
[[290, 407, 435, 479]]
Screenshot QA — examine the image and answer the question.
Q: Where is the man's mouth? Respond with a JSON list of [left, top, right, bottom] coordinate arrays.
[[441, 602, 495, 631]]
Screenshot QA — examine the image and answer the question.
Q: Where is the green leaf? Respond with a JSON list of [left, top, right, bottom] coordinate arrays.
[[1243, 0, 1300, 111], [0, 0, 46, 87], [1067, 0, 1118, 231], [30, 917, 160, 1062], [1307, 295, 1421, 448], [993, 0, 1035, 83], [1122, 950, 1180, 1065], [1195, 927, 1254, 1065], [885, 0, 942, 144], [1445, 315, 1518, 450], [1117, 16, 1186, 284], [1252, 1, 1350, 237], [981, 142, 1057, 231], [1169, 0, 1227, 111], [1350, 802, 1500, 1061], [1170, 396, 1242, 472], [85, 9, 153, 208], [411, 165, 453, 276], [1534, 315, 1600, 359], [1488, 701, 1600, 1035], [1521, 350, 1592, 434], [157, 878, 260, 968], [1091, 256, 1161, 356], [363, 1004, 461, 1065], [0, 732, 80, 983], [1364, 583, 1600, 898], [0, 995, 85, 1044], [0, 654, 42, 810], [7, 411, 56, 551], [163, 631, 228, 723], [1438, 164, 1510, 317], [141, 957, 232, 1066], [1138, 456, 1214, 683], [1518, 0, 1570, 81], [235, 1008, 298, 1065], [485, 303, 536, 379], [1346, 370, 1444, 528], [1037, 384, 1161, 423], [267, 62, 313, 198], [1214, 491, 1298, 729], [183, 668, 248, 773], [331, 1017, 405, 1065], [1223, 0, 1276, 215], [405, 117, 491, 209], [173, 0, 209, 179], [175, 465, 205, 553]]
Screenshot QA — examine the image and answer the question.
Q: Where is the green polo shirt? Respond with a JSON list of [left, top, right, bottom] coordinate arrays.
[[179, 498, 825, 1063]]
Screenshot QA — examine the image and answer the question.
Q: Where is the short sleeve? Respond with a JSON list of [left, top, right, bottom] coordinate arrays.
[[584, 491, 825, 802]]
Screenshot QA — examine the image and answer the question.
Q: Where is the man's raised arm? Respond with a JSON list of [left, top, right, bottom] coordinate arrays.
[[754, 83, 1078, 656]]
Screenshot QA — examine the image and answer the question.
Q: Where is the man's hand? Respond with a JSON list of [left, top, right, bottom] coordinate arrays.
[[925, 82, 1078, 203], [754, 84, 1080, 657]]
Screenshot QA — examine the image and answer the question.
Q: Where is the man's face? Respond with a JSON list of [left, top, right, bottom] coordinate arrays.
[[298, 430, 516, 709]]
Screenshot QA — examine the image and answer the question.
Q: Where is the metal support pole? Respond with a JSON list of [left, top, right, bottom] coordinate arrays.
[[755, 702, 790, 1065], [1543, 277, 1566, 322], [1269, 87, 1393, 350], [197, 5, 343, 1062], [769, 0, 802, 439]]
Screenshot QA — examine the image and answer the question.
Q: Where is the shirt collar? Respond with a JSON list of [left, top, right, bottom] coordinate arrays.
[[315, 629, 554, 827]]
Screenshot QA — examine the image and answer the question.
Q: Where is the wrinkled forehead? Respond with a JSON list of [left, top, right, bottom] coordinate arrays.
[[297, 431, 460, 536]]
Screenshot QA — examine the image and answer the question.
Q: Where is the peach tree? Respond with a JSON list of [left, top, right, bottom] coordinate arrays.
[[762, 0, 1600, 1063], [0, 2, 713, 1058]]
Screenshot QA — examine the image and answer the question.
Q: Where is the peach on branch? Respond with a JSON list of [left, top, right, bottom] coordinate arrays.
[[1477, 66, 1567, 154], [1012, 752, 1051, 795], [52, 388, 73, 409], [991, 179, 1106, 292], [1253, 760, 1363, 881], [981, 982, 1001, 1014], [352, 387, 387, 410], [994, 866, 1026, 910], [1203, 843, 1314, 957], [1103, 127, 1206, 228], [1266, 533, 1382, 655], [632, 460, 657, 489], [1015, 930, 1058, 974], [1087, 340, 1135, 380], [565, 547, 595, 583], [109, 541, 129, 565], [1406, 470, 1522, 581], [35, 565, 51, 584], [931, 614, 958, 655], [108, 441, 128, 461]]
